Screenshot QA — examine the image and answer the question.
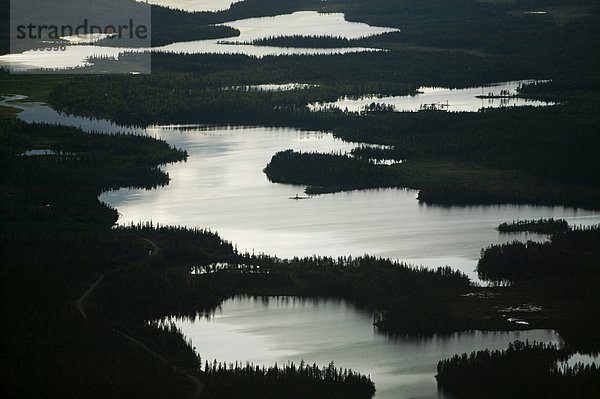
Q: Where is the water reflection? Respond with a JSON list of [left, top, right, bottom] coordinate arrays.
[[166, 296, 562, 399], [98, 125, 600, 284], [4, 96, 600, 285], [0, 11, 394, 71], [1, 95, 146, 135], [309, 80, 554, 113], [560, 353, 599, 368], [7, 96, 596, 396], [221, 11, 398, 42]]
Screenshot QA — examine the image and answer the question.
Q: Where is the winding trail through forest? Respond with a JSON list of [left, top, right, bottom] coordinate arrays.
[[74, 237, 204, 398], [76, 274, 104, 319], [142, 237, 161, 258], [118, 332, 205, 398]]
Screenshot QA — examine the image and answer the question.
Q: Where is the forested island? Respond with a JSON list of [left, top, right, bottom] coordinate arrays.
[[44, 59, 600, 208], [2, 0, 600, 397], [264, 150, 403, 193], [264, 150, 600, 208], [497, 218, 569, 234], [436, 341, 599, 399]]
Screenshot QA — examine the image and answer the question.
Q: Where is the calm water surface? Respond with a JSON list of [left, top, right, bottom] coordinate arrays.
[[166, 296, 562, 399], [219, 11, 398, 42], [0, 12, 393, 71], [4, 96, 599, 283], [5, 96, 597, 397], [309, 80, 554, 112], [100, 124, 599, 283], [1, 95, 145, 135]]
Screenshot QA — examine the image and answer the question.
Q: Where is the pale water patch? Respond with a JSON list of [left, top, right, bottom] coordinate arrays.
[[158, 40, 378, 57], [1, 42, 376, 72], [0, 95, 145, 135], [0, 11, 393, 72], [0, 45, 131, 72], [4, 96, 600, 284], [309, 80, 554, 113], [99, 124, 600, 284], [61, 33, 115, 45], [220, 11, 399, 42], [165, 296, 562, 399], [560, 353, 599, 369], [160, 11, 396, 56], [153, 40, 380, 58]]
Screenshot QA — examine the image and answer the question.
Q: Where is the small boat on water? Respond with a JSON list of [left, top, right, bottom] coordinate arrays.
[[289, 194, 310, 200]]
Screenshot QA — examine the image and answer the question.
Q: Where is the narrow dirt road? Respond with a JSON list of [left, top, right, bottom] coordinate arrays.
[[74, 237, 204, 398], [142, 237, 161, 259], [76, 274, 104, 319]]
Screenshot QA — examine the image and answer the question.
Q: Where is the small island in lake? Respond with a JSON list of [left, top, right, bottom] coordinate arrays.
[[497, 218, 569, 234]]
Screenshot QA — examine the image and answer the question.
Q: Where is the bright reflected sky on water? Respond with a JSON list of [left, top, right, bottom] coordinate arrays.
[[309, 80, 554, 112], [5, 96, 599, 285], [0, 11, 395, 71], [4, 94, 597, 398], [100, 124, 599, 283], [167, 296, 562, 399]]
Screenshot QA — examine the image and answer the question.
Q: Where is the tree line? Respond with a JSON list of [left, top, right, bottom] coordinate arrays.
[[436, 340, 599, 398], [44, 52, 600, 209], [477, 225, 600, 352], [202, 360, 375, 399], [264, 149, 403, 193], [263, 149, 600, 209], [0, 111, 193, 398], [497, 218, 569, 234], [478, 225, 600, 283], [0, 117, 187, 227], [96, 251, 472, 334], [236, 34, 395, 49]]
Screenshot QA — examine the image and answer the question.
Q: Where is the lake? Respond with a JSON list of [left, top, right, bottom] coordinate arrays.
[[4, 94, 598, 397], [309, 80, 554, 113], [99, 124, 600, 283], [218, 11, 398, 42], [4, 95, 599, 284], [0, 11, 394, 72], [165, 296, 562, 399]]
